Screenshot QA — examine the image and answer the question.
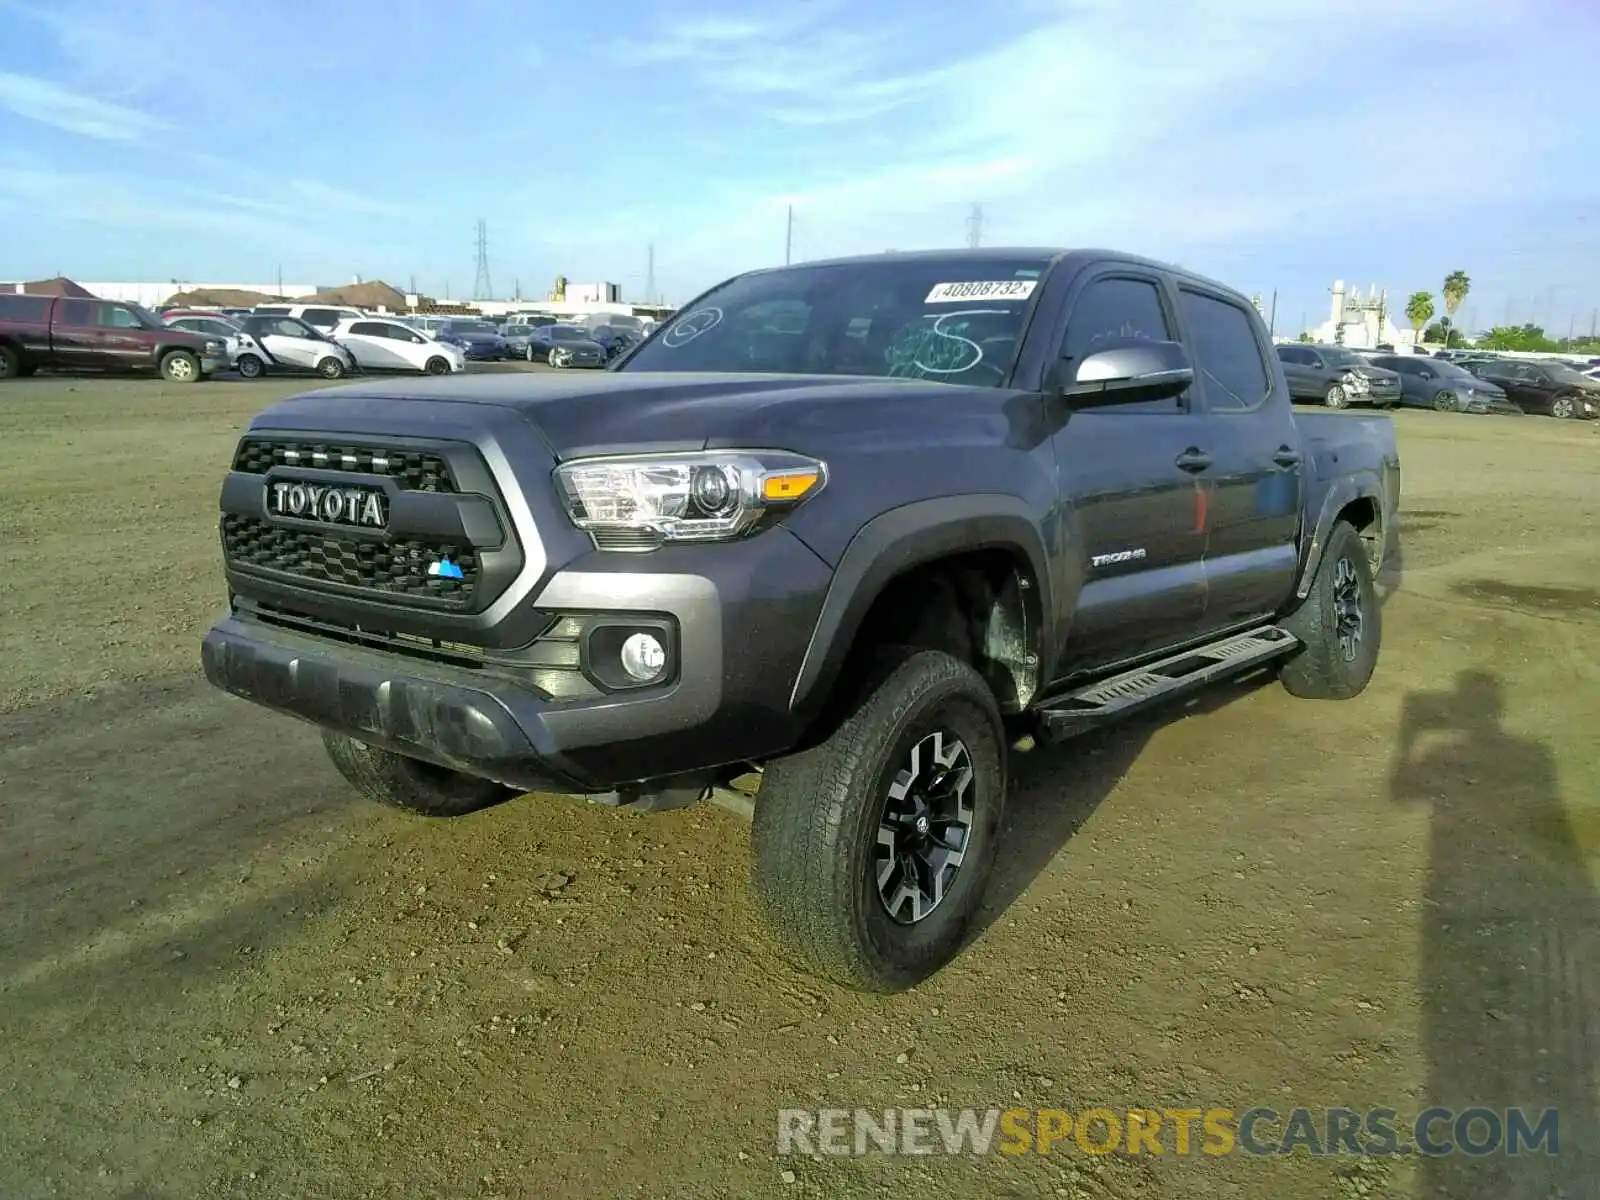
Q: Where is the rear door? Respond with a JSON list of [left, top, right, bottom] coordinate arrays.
[[341, 321, 398, 368], [1050, 266, 1209, 679], [1179, 285, 1303, 631], [1276, 345, 1310, 397]]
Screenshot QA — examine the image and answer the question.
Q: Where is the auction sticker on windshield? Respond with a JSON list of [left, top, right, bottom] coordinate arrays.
[[925, 280, 1037, 304]]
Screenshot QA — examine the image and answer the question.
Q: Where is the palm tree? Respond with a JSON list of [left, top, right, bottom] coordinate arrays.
[[1441, 271, 1471, 348], [1406, 291, 1436, 345]]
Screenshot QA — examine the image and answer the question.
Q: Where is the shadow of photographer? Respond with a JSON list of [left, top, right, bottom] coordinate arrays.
[[1390, 669, 1597, 1195]]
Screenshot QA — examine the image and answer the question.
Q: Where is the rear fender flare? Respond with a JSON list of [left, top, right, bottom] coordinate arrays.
[[1296, 471, 1386, 598], [788, 494, 1052, 721]]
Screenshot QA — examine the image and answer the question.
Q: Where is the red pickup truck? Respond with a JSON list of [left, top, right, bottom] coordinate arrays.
[[0, 293, 227, 382]]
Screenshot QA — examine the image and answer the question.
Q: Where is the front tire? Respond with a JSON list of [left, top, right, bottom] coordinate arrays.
[[236, 353, 265, 379], [1432, 389, 1456, 412], [424, 355, 451, 375], [1324, 382, 1349, 409], [524, 344, 535, 362], [316, 356, 346, 379], [321, 732, 516, 817], [160, 350, 200, 383], [0, 344, 20, 379], [752, 649, 1006, 992], [1280, 519, 1381, 700], [547, 348, 564, 368], [1549, 394, 1578, 419]]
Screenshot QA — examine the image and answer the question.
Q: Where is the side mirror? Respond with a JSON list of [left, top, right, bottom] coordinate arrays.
[[1062, 339, 1194, 405]]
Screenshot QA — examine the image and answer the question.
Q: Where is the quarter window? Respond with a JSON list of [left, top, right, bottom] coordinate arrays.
[[1180, 290, 1270, 411]]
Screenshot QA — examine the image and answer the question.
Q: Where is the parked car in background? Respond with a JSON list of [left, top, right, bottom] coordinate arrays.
[[528, 323, 606, 367], [235, 314, 357, 379], [164, 310, 254, 368], [1275, 343, 1403, 408], [435, 320, 508, 361], [586, 324, 641, 362], [1366, 354, 1521, 414], [501, 325, 544, 361], [1463, 357, 1600, 418], [0, 293, 224, 381], [330, 318, 466, 375], [504, 313, 557, 329], [252, 304, 368, 333]]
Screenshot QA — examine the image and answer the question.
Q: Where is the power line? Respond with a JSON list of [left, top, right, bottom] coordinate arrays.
[[473, 219, 492, 300], [966, 204, 983, 249]]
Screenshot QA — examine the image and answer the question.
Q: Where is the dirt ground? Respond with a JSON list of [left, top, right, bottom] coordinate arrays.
[[1, 374, 1596, 1200]]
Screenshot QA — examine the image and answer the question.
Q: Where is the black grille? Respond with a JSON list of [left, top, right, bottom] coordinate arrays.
[[232, 439, 457, 493], [222, 514, 479, 606]]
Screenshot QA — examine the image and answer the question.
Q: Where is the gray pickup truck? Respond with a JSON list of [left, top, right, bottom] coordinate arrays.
[[202, 248, 1400, 991]]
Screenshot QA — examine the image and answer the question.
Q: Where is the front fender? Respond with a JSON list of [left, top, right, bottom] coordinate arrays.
[[788, 493, 1052, 720]]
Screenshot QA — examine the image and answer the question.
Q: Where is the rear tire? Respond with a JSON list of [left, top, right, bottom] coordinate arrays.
[[316, 356, 346, 379], [322, 732, 516, 817], [1280, 520, 1381, 700], [424, 355, 450, 375], [752, 649, 1006, 993], [160, 350, 200, 383], [236, 353, 265, 379]]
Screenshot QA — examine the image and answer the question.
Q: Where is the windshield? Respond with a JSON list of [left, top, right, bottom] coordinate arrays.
[[129, 303, 163, 329], [1322, 349, 1365, 368], [619, 257, 1051, 382], [1544, 363, 1592, 385], [549, 325, 589, 341], [1426, 360, 1475, 379]]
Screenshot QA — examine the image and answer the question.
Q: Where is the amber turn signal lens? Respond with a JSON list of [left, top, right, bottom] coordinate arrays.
[[761, 470, 821, 502]]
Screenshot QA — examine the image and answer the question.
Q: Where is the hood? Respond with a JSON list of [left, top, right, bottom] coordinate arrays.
[[550, 339, 605, 353], [449, 330, 503, 342], [1352, 364, 1399, 381], [258, 371, 1022, 460]]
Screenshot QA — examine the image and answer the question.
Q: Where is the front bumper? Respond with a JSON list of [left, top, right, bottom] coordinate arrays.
[[203, 353, 227, 375], [202, 528, 834, 794]]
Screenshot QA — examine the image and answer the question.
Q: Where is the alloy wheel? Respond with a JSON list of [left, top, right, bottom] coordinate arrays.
[[874, 730, 976, 925], [1332, 556, 1364, 662]]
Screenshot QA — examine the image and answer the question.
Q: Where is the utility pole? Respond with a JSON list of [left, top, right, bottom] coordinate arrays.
[[966, 204, 983, 249], [1268, 289, 1278, 339], [1590, 308, 1597, 339], [408, 273, 417, 295], [784, 207, 793, 266], [646, 244, 656, 304], [1299, 310, 1307, 339], [275, 264, 283, 297], [472, 219, 492, 299]]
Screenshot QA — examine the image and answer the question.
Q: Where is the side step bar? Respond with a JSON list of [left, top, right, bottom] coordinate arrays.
[[1033, 625, 1299, 742]]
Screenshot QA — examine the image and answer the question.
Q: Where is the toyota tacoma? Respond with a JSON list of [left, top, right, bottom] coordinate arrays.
[[201, 249, 1400, 992]]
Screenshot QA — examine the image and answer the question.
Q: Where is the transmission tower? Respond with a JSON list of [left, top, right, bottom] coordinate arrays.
[[966, 204, 984, 249], [646, 244, 656, 304], [473, 219, 492, 299]]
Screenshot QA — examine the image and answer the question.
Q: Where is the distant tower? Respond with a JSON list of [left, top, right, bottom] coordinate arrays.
[[646, 244, 656, 305], [966, 204, 984, 249], [473, 219, 492, 299]]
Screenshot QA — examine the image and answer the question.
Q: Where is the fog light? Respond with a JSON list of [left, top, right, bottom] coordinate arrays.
[[619, 631, 666, 682]]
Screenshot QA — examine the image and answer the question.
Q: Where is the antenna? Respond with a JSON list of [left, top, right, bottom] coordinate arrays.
[[473, 219, 492, 299], [966, 204, 983, 248]]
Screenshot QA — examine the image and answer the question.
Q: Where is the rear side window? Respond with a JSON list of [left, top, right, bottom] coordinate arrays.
[[0, 294, 52, 321], [349, 321, 386, 336], [301, 308, 341, 327], [1179, 289, 1270, 411]]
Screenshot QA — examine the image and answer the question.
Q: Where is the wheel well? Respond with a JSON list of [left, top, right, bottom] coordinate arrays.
[[845, 549, 1041, 714], [1337, 496, 1382, 569]]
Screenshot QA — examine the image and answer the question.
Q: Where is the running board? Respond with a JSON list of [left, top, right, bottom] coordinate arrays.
[[1034, 626, 1299, 742]]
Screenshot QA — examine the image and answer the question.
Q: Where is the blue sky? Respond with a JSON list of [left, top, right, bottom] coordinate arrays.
[[0, 0, 1596, 335]]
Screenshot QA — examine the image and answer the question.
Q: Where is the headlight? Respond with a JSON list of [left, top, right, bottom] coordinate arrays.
[[554, 450, 826, 545]]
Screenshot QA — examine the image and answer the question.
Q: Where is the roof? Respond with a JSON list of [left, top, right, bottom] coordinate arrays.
[[295, 281, 408, 310], [21, 276, 96, 298]]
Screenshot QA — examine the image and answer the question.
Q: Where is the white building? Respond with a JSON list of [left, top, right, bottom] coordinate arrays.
[[1308, 280, 1418, 349]]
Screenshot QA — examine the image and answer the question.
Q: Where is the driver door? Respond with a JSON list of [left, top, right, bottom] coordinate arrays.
[[263, 318, 321, 369], [1049, 267, 1210, 681]]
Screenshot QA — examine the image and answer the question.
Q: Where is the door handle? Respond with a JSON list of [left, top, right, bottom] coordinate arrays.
[[1272, 446, 1302, 468], [1175, 448, 1212, 473]]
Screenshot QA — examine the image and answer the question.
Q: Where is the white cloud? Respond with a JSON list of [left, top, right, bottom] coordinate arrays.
[[592, 0, 1587, 292], [0, 71, 167, 141]]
